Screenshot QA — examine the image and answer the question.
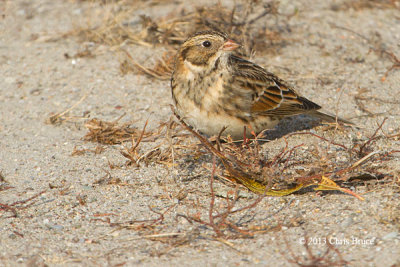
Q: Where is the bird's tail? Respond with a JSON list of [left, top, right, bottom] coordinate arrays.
[[309, 110, 354, 126]]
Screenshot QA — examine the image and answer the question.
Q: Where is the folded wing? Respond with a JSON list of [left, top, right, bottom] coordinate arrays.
[[229, 56, 321, 116]]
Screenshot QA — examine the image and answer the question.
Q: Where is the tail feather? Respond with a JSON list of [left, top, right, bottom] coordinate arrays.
[[308, 110, 354, 126]]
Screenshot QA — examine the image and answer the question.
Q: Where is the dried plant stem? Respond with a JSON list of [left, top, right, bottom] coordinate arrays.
[[48, 91, 90, 124]]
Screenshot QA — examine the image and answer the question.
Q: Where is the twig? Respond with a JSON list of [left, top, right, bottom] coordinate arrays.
[[0, 203, 18, 217], [0, 190, 46, 217], [285, 131, 348, 150], [121, 120, 148, 165], [208, 156, 223, 237], [233, 3, 276, 26], [9, 190, 46, 208], [48, 91, 90, 124], [351, 150, 382, 169], [214, 237, 244, 253], [130, 120, 148, 156], [356, 118, 387, 156]]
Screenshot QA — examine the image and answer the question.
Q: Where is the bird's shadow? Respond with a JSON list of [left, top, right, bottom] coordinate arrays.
[[260, 114, 322, 141]]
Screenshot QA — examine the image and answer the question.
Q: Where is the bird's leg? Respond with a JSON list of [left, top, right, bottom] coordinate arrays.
[[242, 125, 257, 146], [242, 126, 249, 146]]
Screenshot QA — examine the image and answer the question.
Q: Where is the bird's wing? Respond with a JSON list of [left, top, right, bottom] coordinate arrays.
[[229, 56, 321, 116]]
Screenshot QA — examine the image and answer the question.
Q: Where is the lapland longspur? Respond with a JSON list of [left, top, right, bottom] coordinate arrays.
[[171, 31, 351, 139]]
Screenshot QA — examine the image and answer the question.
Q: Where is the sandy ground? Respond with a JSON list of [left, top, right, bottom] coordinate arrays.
[[1, 0, 400, 266]]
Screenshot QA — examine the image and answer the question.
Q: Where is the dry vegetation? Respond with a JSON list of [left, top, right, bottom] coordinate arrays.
[[64, 0, 292, 79], [63, 0, 400, 82], [51, 110, 398, 242], [70, 0, 281, 50]]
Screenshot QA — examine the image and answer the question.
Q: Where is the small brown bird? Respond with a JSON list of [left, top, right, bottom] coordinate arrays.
[[171, 31, 351, 139]]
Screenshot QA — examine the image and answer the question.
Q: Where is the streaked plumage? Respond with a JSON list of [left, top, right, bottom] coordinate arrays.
[[171, 31, 351, 139]]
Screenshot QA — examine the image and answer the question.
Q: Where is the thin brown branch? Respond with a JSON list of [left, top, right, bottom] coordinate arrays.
[[355, 118, 387, 156], [0, 203, 18, 217], [285, 131, 348, 150], [208, 156, 224, 237]]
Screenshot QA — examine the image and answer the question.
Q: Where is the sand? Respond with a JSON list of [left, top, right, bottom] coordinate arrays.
[[1, 0, 399, 266]]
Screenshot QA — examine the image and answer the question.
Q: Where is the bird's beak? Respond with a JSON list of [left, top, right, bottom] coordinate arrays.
[[222, 39, 240, 51]]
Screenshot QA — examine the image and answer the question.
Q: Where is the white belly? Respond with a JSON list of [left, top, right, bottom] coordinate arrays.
[[180, 101, 245, 137]]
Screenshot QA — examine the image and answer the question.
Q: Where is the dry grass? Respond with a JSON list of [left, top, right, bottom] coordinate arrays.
[[83, 117, 151, 145], [149, 113, 398, 239], [70, 106, 399, 251], [46, 92, 90, 125], [119, 49, 175, 79], [79, 107, 399, 199], [64, 0, 289, 78], [61, 0, 399, 82], [82, 115, 196, 167], [172, 108, 399, 198]]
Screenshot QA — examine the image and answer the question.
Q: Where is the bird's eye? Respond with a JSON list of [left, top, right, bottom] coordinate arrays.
[[202, 41, 211, 48]]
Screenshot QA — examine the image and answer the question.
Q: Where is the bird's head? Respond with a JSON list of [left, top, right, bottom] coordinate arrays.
[[177, 31, 240, 73]]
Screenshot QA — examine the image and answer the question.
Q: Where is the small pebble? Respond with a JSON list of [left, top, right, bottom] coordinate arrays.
[[50, 224, 64, 231], [382, 232, 398, 240], [341, 217, 353, 228]]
